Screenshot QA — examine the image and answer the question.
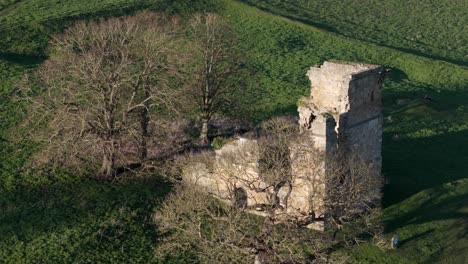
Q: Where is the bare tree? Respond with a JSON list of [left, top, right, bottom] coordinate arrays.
[[155, 117, 384, 263], [155, 183, 336, 264], [188, 13, 244, 144], [16, 12, 183, 179], [131, 14, 183, 161]]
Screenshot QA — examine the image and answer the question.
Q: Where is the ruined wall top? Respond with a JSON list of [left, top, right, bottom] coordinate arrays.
[[305, 61, 384, 115]]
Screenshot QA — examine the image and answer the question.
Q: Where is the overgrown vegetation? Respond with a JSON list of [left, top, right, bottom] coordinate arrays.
[[157, 117, 384, 263], [1, 0, 467, 263], [15, 12, 187, 179]]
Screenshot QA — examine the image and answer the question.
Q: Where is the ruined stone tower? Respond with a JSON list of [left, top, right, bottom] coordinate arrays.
[[184, 61, 386, 230], [291, 62, 386, 225], [298, 61, 385, 169]]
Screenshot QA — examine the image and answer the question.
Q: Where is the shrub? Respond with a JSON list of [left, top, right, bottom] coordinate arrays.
[[211, 136, 232, 150]]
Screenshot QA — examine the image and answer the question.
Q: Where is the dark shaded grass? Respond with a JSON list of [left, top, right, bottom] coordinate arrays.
[[0, 175, 172, 263]]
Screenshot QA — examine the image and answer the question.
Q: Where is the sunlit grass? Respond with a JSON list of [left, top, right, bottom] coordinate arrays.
[[0, 0, 467, 262]]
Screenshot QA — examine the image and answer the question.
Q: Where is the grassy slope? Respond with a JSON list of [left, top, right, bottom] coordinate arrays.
[[221, 1, 468, 263], [0, 0, 222, 56], [240, 0, 468, 66], [223, 1, 467, 118], [0, 176, 171, 263], [0, 0, 467, 263], [0, 0, 149, 55], [351, 179, 468, 264]]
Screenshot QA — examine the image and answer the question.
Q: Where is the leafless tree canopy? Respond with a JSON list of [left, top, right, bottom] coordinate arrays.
[[16, 12, 184, 179], [155, 183, 339, 264], [155, 117, 384, 263], [187, 13, 245, 143]]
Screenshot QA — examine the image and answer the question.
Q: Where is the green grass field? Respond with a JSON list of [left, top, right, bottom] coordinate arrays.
[[0, 0, 467, 263], [240, 0, 468, 66]]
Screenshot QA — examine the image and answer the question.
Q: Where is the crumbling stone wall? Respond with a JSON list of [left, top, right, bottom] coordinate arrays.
[[299, 61, 385, 173], [184, 61, 386, 230], [184, 138, 270, 210]]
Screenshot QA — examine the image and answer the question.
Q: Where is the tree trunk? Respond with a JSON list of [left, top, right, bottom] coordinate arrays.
[[253, 216, 274, 264], [140, 79, 150, 161], [140, 107, 149, 161], [98, 151, 114, 179], [254, 252, 268, 264], [200, 117, 209, 144], [98, 141, 115, 180]]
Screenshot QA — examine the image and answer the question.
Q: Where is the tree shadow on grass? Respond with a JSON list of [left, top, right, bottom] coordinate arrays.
[[398, 228, 435, 247], [0, 52, 44, 66], [0, 175, 172, 263]]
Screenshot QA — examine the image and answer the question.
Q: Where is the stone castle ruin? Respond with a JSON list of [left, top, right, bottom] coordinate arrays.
[[184, 61, 387, 230]]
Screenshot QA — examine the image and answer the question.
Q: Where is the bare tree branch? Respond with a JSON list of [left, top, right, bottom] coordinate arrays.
[[15, 12, 185, 179], [156, 116, 384, 263]]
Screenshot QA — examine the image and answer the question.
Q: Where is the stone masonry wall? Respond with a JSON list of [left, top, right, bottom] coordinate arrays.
[[299, 61, 385, 170], [184, 61, 386, 230]]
